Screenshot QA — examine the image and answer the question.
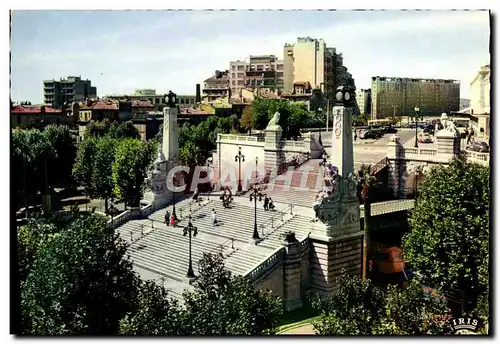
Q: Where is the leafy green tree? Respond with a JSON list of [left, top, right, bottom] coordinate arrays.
[[180, 141, 205, 168], [108, 121, 141, 140], [402, 157, 490, 315], [85, 119, 111, 138], [119, 280, 185, 335], [21, 215, 139, 335], [181, 253, 282, 335], [312, 272, 386, 335], [91, 137, 118, 213], [240, 105, 254, 133], [72, 137, 98, 198], [375, 281, 452, 335], [43, 124, 76, 187], [112, 139, 157, 207]]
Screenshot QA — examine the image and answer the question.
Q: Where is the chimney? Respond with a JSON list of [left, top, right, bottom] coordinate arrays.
[[195, 84, 201, 103]]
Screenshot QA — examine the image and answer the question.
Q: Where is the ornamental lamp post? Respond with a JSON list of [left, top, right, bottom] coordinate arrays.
[[254, 156, 258, 183], [165, 90, 177, 108], [249, 185, 264, 241], [235, 146, 245, 192], [206, 157, 213, 200], [317, 107, 323, 146], [414, 106, 420, 148], [183, 215, 198, 278], [172, 176, 178, 221]]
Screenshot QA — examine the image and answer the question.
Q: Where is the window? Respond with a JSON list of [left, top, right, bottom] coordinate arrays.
[[237, 65, 245, 71], [237, 80, 244, 86], [232, 80, 236, 85], [232, 65, 236, 71], [277, 72, 284, 77], [180, 99, 185, 104], [190, 98, 195, 104], [232, 73, 236, 79], [237, 73, 245, 78]]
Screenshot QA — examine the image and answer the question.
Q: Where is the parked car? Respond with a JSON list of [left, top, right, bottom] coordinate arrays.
[[423, 125, 435, 135], [382, 126, 398, 134], [418, 133, 433, 143], [467, 141, 489, 152], [359, 130, 382, 140]]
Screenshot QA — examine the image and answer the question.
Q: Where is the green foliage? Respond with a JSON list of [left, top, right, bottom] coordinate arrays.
[[112, 139, 157, 207], [312, 272, 386, 335], [312, 272, 451, 335], [91, 137, 118, 212], [42, 124, 77, 187], [72, 137, 98, 197], [85, 120, 111, 138], [119, 280, 185, 335], [402, 157, 490, 313], [181, 253, 283, 335], [108, 121, 141, 140], [21, 215, 138, 335]]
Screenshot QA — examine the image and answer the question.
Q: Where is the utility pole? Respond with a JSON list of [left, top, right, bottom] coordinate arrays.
[[326, 99, 330, 133]]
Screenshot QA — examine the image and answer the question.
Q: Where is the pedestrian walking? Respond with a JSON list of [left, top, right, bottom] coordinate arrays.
[[263, 195, 269, 211], [210, 209, 217, 227], [164, 210, 170, 226], [268, 198, 275, 211], [353, 129, 357, 142], [170, 214, 176, 227]]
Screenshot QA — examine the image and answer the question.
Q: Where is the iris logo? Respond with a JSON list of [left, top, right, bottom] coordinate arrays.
[[451, 317, 479, 335]]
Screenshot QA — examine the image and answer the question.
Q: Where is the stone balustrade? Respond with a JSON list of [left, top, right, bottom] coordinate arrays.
[[403, 147, 438, 156], [464, 151, 490, 166], [245, 246, 285, 282], [219, 134, 265, 144], [107, 210, 132, 229], [282, 140, 306, 152]]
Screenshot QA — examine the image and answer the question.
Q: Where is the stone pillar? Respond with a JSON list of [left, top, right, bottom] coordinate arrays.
[[283, 232, 303, 311], [264, 126, 284, 176], [330, 106, 354, 178], [387, 134, 404, 197], [436, 129, 461, 157]]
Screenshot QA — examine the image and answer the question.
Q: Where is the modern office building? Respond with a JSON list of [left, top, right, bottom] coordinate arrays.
[[43, 76, 97, 108], [355, 88, 371, 116], [371, 76, 460, 119], [283, 37, 355, 105], [229, 55, 284, 99], [470, 64, 490, 115]]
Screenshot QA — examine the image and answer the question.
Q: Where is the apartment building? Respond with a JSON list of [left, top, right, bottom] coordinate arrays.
[[43, 76, 97, 108], [355, 88, 372, 116], [470, 64, 490, 115], [371, 76, 460, 119], [202, 70, 230, 103], [229, 55, 284, 99], [106, 90, 196, 109], [283, 37, 355, 105]]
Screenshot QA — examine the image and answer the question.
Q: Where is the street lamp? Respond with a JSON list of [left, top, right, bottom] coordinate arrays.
[[172, 175, 178, 221], [235, 146, 245, 192], [254, 156, 258, 183], [183, 215, 198, 278], [206, 157, 213, 201], [414, 106, 420, 148], [249, 185, 264, 241], [165, 90, 177, 108], [317, 107, 323, 146]]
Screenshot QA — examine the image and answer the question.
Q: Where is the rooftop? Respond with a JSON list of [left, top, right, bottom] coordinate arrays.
[[179, 108, 212, 116], [80, 100, 119, 111], [11, 105, 62, 114]]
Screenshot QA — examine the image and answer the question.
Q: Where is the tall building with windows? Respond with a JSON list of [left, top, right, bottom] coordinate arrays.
[[202, 70, 230, 103], [43, 76, 97, 108], [470, 64, 490, 115], [371, 76, 460, 119], [355, 88, 371, 116], [229, 55, 284, 99], [106, 90, 196, 109], [283, 37, 355, 105]]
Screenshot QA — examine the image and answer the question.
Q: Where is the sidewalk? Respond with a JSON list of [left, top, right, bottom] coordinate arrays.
[[279, 324, 316, 335]]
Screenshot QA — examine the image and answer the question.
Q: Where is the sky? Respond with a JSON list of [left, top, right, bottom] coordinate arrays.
[[10, 10, 491, 103]]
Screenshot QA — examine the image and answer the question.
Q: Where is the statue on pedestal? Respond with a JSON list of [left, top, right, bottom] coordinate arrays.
[[266, 112, 282, 131]]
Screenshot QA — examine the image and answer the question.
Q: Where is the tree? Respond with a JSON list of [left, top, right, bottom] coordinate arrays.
[[180, 141, 205, 168], [91, 137, 118, 213], [119, 280, 185, 335], [240, 105, 254, 133], [43, 124, 76, 187], [181, 253, 282, 335], [112, 139, 157, 207], [312, 272, 386, 335], [375, 281, 452, 335], [402, 157, 489, 315], [20, 215, 139, 335], [85, 119, 111, 138], [72, 137, 98, 198], [108, 121, 141, 140]]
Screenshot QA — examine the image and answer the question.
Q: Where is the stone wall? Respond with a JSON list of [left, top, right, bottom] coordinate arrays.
[[253, 263, 284, 299]]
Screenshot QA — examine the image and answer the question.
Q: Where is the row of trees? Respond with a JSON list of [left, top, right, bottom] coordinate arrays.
[[240, 98, 322, 139], [72, 121, 157, 211], [18, 212, 282, 335]]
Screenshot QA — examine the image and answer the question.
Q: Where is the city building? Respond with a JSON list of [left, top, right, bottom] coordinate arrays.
[[43, 76, 97, 108], [470, 64, 490, 115], [283, 37, 355, 105], [371, 76, 460, 119], [202, 70, 230, 104], [10, 104, 72, 129], [229, 55, 284, 99], [106, 90, 196, 109], [460, 98, 470, 110], [355, 88, 372, 116]]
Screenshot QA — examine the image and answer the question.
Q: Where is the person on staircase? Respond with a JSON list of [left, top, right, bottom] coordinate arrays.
[[164, 210, 171, 226], [210, 209, 218, 227], [263, 195, 269, 211], [268, 198, 275, 211]]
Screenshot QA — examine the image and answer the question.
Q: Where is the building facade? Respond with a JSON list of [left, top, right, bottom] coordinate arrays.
[[371, 76, 460, 119], [470, 64, 490, 115], [106, 90, 196, 109], [355, 88, 372, 116], [43, 76, 97, 108], [229, 55, 284, 99], [283, 37, 355, 106], [11, 104, 72, 129], [202, 70, 230, 103]]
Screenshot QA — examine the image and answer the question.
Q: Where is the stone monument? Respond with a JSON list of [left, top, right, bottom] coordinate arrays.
[[142, 91, 179, 210], [264, 112, 285, 176], [309, 85, 365, 296], [435, 113, 461, 156]]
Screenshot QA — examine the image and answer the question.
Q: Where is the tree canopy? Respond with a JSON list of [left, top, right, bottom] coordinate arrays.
[[402, 157, 490, 317]]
